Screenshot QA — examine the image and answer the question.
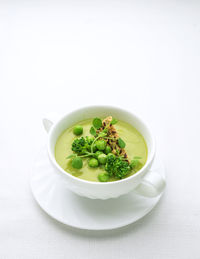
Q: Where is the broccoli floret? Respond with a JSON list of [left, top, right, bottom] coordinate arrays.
[[105, 155, 131, 179], [72, 137, 87, 154], [71, 136, 95, 155]]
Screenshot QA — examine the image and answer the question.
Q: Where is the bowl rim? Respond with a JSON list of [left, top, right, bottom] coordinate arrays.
[[47, 105, 156, 185]]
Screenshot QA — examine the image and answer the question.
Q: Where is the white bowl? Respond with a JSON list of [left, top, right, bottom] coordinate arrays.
[[43, 105, 166, 199]]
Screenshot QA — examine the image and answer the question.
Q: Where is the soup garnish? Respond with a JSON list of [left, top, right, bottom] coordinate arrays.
[[65, 116, 144, 182], [73, 125, 83, 136]]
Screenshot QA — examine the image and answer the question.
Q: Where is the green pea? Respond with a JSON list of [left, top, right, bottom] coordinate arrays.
[[71, 157, 83, 169], [105, 145, 112, 154], [73, 125, 83, 135], [98, 173, 109, 182], [107, 153, 115, 159], [94, 151, 103, 159], [98, 154, 107, 164], [88, 158, 99, 168], [130, 159, 140, 169], [96, 140, 106, 151]]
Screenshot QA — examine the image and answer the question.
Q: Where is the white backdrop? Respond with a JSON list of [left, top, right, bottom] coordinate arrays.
[[0, 1, 200, 258]]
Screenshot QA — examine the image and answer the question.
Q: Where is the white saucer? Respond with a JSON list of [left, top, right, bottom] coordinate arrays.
[[30, 147, 165, 230]]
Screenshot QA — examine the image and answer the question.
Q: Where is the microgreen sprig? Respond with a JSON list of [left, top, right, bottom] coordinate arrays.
[[92, 118, 102, 129], [118, 138, 126, 148], [111, 118, 118, 125], [90, 126, 96, 136]]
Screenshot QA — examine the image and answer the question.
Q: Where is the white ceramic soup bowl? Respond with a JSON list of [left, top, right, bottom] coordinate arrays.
[[43, 106, 166, 200]]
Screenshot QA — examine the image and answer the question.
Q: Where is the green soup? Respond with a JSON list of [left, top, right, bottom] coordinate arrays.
[[55, 119, 148, 182]]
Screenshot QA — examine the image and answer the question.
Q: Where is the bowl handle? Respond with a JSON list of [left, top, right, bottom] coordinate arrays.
[[134, 170, 166, 198], [42, 112, 60, 133]]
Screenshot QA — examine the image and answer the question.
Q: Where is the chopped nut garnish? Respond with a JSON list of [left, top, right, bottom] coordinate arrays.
[[97, 116, 129, 161]]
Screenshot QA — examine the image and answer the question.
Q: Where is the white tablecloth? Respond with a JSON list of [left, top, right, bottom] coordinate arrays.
[[0, 1, 200, 258]]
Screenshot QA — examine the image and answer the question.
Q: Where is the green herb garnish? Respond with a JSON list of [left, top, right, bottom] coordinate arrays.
[[66, 154, 77, 159], [111, 118, 118, 125], [118, 138, 126, 148], [98, 132, 107, 138], [92, 118, 102, 129], [90, 126, 96, 136]]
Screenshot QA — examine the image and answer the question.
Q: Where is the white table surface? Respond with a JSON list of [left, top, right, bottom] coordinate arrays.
[[0, 1, 200, 258]]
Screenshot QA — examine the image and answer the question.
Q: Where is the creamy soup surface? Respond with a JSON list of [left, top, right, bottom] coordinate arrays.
[[55, 119, 148, 182]]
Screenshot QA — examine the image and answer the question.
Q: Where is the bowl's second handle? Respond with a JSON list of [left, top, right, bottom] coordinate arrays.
[[134, 170, 166, 198]]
